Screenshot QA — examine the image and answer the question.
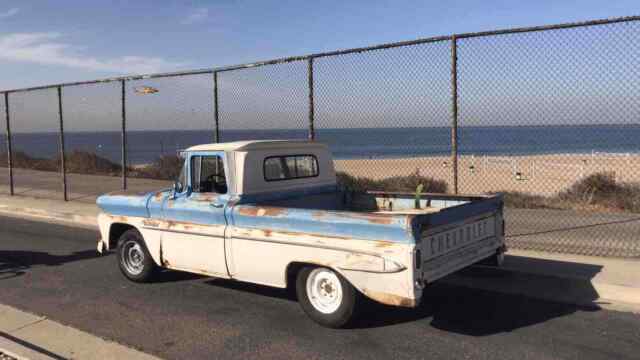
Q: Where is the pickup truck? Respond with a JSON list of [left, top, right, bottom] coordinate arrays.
[[96, 140, 505, 327]]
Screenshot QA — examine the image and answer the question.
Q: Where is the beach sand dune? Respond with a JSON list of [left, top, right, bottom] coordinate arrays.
[[335, 153, 640, 196]]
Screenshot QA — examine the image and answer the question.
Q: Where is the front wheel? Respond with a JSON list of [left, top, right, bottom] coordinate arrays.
[[117, 229, 157, 282], [296, 266, 358, 328]]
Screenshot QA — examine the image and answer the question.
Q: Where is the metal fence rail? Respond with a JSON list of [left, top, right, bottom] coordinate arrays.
[[1, 15, 639, 258]]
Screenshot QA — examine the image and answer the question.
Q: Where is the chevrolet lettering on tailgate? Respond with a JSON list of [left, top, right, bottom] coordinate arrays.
[[424, 216, 497, 258]]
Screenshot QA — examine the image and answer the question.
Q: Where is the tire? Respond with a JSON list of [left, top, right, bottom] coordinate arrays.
[[117, 229, 157, 282], [296, 266, 358, 328], [479, 249, 505, 267]]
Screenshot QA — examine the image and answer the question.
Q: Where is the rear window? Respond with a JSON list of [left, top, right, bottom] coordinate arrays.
[[264, 155, 319, 181]]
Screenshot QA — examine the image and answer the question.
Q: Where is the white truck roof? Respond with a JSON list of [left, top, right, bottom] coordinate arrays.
[[186, 140, 329, 152], [186, 140, 336, 196]]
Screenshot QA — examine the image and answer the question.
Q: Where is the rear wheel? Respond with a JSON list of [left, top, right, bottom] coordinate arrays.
[[480, 249, 505, 267], [117, 229, 157, 282], [296, 266, 358, 328]]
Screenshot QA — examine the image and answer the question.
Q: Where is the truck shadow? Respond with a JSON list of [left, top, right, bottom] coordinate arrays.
[[0, 249, 104, 280], [351, 256, 604, 334], [351, 282, 599, 334], [201, 256, 604, 335]]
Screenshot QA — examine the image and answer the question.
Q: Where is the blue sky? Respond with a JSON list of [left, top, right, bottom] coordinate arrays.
[[0, 0, 638, 91]]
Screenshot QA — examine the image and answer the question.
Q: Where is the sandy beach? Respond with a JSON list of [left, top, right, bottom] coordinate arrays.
[[335, 153, 640, 196]]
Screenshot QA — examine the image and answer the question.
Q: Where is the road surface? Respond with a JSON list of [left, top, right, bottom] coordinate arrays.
[[0, 216, 638, 359]]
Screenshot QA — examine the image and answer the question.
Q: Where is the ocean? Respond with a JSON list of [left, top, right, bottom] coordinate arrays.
[[3, 125, 640, 165]]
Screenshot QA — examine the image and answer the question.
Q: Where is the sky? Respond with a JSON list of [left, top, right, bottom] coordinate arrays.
[[1, 0, 639, 91]]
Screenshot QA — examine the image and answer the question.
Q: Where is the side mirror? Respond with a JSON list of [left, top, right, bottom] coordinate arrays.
[[170, 181, 183, 199], [173, 181, 183, 193]]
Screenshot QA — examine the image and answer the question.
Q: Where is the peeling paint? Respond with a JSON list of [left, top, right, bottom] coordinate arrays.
[[362, 289, 416, 307], [142, 219, 160, 227], [238, 206, 288, 217]]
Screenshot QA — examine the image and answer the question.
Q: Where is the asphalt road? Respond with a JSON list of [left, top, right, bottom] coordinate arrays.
[[0, 216, 638, 360]]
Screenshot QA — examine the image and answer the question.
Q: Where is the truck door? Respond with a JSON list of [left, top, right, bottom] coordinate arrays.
[[160, 152, 229, 277]]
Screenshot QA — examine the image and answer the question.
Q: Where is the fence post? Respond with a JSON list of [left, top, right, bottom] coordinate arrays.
[[4, 92, 13, 195], [307, 57, 315, 141], [121, 79, 128, 190], [213, 71, 220, 143], [57, 86, 68, 201], [450, 35, 459, 194]]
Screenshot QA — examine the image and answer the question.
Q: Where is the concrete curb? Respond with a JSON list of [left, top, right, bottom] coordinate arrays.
[[0, 304, 159, 360], [443, 264, 640, 314], [1, 197, 639, 314], [0, 204, 98, 230]]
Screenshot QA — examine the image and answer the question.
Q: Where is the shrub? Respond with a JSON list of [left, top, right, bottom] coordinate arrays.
[[336, 171, 448, 194], [60, 151, 122, 175], [0, 151, 57, 171], [500, 172, 640, 213], [131, 155, 182, 180], [500, 191, 563, 210], [559, 172, 640, 212], [0, 151, 122, 174]]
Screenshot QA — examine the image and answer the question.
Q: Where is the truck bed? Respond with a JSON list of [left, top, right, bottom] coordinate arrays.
[[233, 189, 503, 246]]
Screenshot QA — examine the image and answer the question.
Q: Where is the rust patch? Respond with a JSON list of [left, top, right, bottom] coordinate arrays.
[[237, 206, 287, 217], [362, 289, 416, 308], [193, 194, 218, 202], [237, 207, 260, 216], [311, 211, 327, 219], [107, 215, 129, 223], [276, 229, 352, 241], [374, 241, 394, 248], [153, 191, 166, 200], [239, 227, 353, 241], [142, 219, 160, 227]]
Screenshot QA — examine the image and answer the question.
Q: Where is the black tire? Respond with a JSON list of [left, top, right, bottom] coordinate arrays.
[[117, 229, 157, 282], [296, 266, 358, 328], [478, 249, 505, 267]]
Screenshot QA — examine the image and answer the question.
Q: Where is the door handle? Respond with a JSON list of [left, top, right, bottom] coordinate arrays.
[[210, 202, 224, 208]]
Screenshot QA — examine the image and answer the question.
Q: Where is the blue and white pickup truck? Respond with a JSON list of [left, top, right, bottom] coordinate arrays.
[[96, 140, 505, 327]]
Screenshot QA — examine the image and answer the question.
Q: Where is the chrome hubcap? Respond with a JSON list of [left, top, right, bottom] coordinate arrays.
[[306, 268, 343, 314], [122, 240, 145, 275]]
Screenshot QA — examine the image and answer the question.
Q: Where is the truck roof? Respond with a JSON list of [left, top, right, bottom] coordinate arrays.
[[185, 140, 329, 152]]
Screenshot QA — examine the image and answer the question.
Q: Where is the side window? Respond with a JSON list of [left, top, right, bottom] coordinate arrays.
[[264, 155, 319, 181], [191, 155, 227, 194]]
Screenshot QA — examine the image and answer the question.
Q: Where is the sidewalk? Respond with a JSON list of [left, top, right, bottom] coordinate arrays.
[[0, 304, 159, 360], [0, 193, 639, 314]]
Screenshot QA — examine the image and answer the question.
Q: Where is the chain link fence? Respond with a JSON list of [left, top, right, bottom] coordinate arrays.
[[314, 40, 453, 193], [62, 82, 123, 202], [0, 94, 8, 195], [217, 61, 310, 143], [456, 20, 640, 257], [0, 16, 639, 257]]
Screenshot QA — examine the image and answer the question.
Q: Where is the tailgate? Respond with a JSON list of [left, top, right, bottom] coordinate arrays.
[[418, 212, 503, 282]]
